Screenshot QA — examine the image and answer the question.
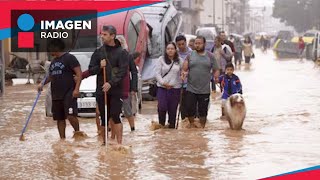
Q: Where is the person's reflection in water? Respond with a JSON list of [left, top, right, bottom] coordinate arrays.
[[95, 147, 136, 179], [49, 141, 81, 178], [152, 130, 211, 179], [220, 129, 246, 177]]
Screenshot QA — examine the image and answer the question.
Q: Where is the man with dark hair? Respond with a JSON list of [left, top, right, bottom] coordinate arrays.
[[89, 25, 129, 145], [175, 35, 192, 60], [38, 38, 82, 139], [181, 36, 220, 128], [219, 31, 235, 61], [175, 34, 192, 120]]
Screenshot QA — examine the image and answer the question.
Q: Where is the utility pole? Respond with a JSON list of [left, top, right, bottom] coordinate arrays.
[[222, 0, 224, 30], [213, 0, 215, 25]]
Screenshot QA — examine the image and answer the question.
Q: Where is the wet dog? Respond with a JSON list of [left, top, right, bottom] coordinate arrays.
[[225, 93, 246, 130], [314, 58, 320, 68]]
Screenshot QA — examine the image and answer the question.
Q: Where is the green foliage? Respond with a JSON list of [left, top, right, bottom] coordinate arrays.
[[273, 0, 320, 32]]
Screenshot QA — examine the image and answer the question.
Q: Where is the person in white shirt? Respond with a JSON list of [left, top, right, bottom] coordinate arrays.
[[155, 42, 183, 128]]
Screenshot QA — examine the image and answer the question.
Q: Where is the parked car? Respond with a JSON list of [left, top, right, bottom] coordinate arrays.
[[45, 51, 143, 117], [275, 30, 295, 41]]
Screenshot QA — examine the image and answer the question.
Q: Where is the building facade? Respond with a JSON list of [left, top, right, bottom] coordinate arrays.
[[173, 0, 204, 35], [200, 0, 249, 34]]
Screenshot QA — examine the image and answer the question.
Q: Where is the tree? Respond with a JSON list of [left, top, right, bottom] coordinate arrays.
[[273, 0, 320, 32]]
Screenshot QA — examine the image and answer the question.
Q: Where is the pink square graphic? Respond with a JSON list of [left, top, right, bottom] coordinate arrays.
[[18, 32, 34, 48]]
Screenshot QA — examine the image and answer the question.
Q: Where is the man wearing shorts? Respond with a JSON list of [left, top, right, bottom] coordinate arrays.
[[38, 39, 82, 139], [122, 52, 139, 132]]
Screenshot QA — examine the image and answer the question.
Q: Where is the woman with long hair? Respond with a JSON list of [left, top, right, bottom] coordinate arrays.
[[155, 42, 183, 128]]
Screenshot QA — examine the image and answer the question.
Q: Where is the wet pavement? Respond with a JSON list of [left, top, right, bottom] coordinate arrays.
[[1, 50, 320, 179]]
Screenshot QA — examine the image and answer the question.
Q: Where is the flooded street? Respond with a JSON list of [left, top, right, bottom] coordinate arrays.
[[1, 50, 320, 180]]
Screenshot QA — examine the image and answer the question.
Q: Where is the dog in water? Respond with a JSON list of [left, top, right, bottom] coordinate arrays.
[[225, 93, 246, 130], [314, 58, 320, 68]]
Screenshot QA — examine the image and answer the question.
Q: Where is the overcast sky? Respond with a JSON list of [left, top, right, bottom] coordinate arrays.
[[249, 0, 274, 7]]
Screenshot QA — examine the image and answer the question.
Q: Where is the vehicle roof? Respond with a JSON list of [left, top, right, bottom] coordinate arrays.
[[196, 27, 217, 30], [140, 2, 171, 34], [184, 34, 196, 38], [196, 27, 217, 35], [305, 29, 320, 34], [98, 11, 129, 35], [230, 33, 243, 38]]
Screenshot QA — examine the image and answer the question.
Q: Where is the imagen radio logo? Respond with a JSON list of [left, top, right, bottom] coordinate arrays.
[[17, 13, 35, 48], [12, 10, 97, 52]]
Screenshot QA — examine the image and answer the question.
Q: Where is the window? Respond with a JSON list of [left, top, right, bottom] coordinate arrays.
[[127, 13, 142, 53], [166, 15, 178, 40], [304, 33, 315, 37], [127, 22, 138, 53], [131, 13, 142, 33], [165, 27, 172, 46], [164, 13, 181, 51]]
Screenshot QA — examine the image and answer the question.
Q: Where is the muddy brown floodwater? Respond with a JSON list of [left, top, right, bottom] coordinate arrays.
[[1, 50, 320, 180]]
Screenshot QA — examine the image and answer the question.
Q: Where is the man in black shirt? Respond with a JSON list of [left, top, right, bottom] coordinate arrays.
[[38, 39, 82, 139], [89, 25, 129, 145]]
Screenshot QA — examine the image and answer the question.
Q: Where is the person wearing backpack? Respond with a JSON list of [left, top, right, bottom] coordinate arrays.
[[211, 36, 232, 93], [155, 42, 183, 128], [181, 36, 220, 128]]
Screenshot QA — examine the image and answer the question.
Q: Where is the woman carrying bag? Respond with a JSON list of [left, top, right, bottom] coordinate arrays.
[[243, 36, 254, 64], [155, 42, 183, 128]]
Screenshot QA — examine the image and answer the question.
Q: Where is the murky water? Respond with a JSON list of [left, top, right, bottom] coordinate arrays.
[[1, 50, 320, 179]]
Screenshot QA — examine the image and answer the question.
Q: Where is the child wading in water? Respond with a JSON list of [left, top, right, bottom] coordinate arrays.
[[218, 63, 243, 119]]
